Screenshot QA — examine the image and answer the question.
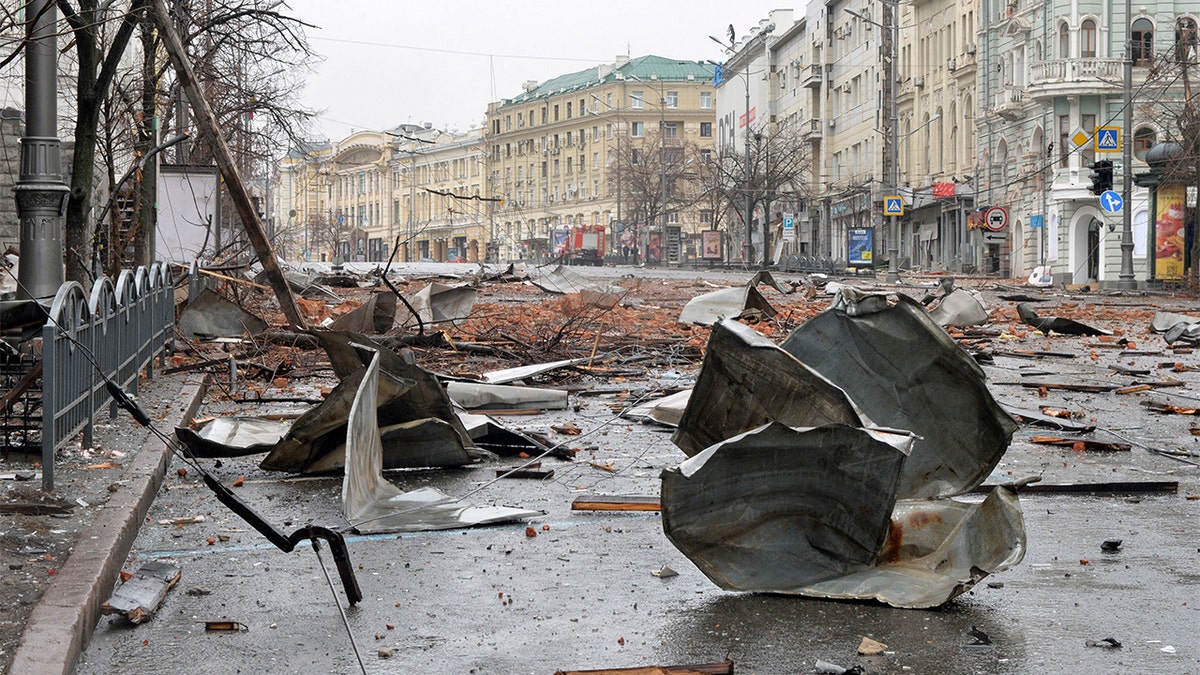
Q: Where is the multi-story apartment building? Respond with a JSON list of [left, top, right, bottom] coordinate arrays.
[[978, 0, 1195, 284], [273, 123, 485, 263], [485, 55, 716, 263]]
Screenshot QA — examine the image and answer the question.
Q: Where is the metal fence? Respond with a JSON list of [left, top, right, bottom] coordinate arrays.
[[41, 262, 174, 489], [778, 255, 848, 275]]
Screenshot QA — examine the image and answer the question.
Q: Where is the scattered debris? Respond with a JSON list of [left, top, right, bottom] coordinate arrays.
[[678, 283, 776, 326], [1016, 303, 1111, 336], [1151, 310, 1200, 345], [966, 625, 993, 646], [1101, 539, 1123, 552], [178, 288, 269, 339], [1085, 637, 1123, 649], [650, 565, 678, 578], [101, 560, 181, 624], [1030, 436, 1131, 452], [814, 660, 864, 675], [402, 282, 477, 328], [969, 481, 1176, 494], [857, 636, 888, 655], [446, 381, 568, 411], [927, 287, 989, 327], [341, 350, 542, 533], [1000, 403, 1096, 432], [329, 291, 397, 333], [480, 358, 588, 385], [204, 621, 248, 632], [623, 389, 692, 427], [176, 417, 292, 458], [553, 661, 734, 675]]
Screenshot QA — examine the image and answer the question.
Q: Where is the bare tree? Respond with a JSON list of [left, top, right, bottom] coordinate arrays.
[[709, 117, 815, 265]]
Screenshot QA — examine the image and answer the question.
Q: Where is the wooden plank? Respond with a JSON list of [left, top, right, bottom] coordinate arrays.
[[101, 560, 182, 624], [1030, 436, 1131, 451], [554, 661, 734, 675], [970, 481, 1177, 494], [571, 495, 660, 512], [0, 502, 72, 515]]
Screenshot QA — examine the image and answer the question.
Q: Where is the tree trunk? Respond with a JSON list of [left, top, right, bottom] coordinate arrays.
[[134, 11, 158, 268]]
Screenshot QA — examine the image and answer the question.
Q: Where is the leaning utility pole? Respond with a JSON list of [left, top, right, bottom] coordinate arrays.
[[15, 0, 69, 300], [150, 0, 306, 329]]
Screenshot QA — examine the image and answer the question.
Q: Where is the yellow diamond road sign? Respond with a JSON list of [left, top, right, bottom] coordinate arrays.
[[1071, 128, 1091, 148]]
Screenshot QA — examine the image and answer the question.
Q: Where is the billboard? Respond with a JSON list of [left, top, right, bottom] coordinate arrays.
[[848, 228, 874, 267], [1155, 183, 1186, 280], [156, 165, 219, 263], [701, 231, 723, 260]]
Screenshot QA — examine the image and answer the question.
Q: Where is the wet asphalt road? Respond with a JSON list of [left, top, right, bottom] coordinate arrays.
[[75, 266, 1200, 674]]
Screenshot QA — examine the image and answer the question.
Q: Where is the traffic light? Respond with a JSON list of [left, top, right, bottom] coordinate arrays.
[[1088, 160, 1114, 195]]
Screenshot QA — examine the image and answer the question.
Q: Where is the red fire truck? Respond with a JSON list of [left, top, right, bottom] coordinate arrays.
[[552, 224, 606, 266]]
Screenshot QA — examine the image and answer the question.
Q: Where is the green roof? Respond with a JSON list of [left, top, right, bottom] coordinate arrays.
[[498, 55, 713, 109]]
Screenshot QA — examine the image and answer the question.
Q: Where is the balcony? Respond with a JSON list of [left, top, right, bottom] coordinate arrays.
[[992, 86, 1027, 120], [802, 63, 827, 89], [1028, 58, 1124, 99], [804, 118, 823, 141]]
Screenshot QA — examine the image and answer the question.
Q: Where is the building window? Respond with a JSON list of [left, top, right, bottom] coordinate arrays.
[[700, 210, 713, 224], [631, 121, 644, 137], [666, 91, 678, 108], [566, 157, 573, 174], [631, 91, 644, 109], [700, 122, 712, 137], [663, 122, 679, 138], [1058, 21, 1069, 58], [666, 211, 679, 224], [567, 102, 573, 119], [1132, 18, 1154, 66], [700, 91, 712, 109], [632, 148, 644, 164], [701, 149, 713, 162], [593, 152, 600, 169], [1080, 19, 1097, 58], [1134, 127, 1156, 160], [554, 104, 560, 121], [518, 112, 524, 128]]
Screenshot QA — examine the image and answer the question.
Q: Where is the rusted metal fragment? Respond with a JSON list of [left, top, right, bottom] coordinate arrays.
[[798, 489, 1026, 608], [663, 422, 913, 590], [342, 351, 541, 533], [781, 289, 1016, 499], [673, 319, 865, 457]]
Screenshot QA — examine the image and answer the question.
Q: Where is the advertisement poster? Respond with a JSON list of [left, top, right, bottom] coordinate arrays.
[[1155, 183, 1186, 280], [551, 230, 570, 258], [848, 228, 874, 267], [701, 231, 723, 260], [646, 231, 664, 264]]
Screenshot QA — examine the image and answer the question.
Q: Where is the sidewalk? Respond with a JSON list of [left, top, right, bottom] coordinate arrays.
[[4, 371, 205, 675]]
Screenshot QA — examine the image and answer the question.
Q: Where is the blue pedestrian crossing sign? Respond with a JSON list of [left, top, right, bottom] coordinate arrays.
[[884, 196, 904, 216], [1099, 189, 1123, 213], [1096, 126, 1120, 153]]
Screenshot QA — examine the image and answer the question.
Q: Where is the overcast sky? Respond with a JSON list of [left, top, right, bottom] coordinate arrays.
[[285, 0, 782, 142]]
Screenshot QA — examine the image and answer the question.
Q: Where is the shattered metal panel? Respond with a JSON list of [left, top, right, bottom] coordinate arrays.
[[1016, 303, 1112, 336], [342, 352, 542, 534], [175, 417, 291, 458], [530, 265, 599, 295], [446, 382, 569, 410], [480, 358, 586, 385], [678, 286, 776, 326], [624, 389, 693, 427], [304, 418, 473, 474], [798, 489, 1026, 608], [672, 320, 864, 457], [662, 422, 912, 590], [329, 292, 397, 333], [927, 288, 989, 327], [403, 282, 477, 327], [178, 288, 268, 339], [780, 291, 1016, 499]]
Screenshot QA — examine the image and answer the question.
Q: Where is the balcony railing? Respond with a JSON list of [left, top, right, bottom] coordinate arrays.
[[1030, 58, 1124, 84], [993, 86, 1027, 119]]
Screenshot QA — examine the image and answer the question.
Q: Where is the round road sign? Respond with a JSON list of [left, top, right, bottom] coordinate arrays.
[[984, 206, 1008, 232]]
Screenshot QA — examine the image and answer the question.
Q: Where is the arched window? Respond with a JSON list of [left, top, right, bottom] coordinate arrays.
[[1132, 19, 1154, 66], [1059, 21, 1070, 57], [997, 140, 1009, 185], [1134, 127, 1156, 160], [1081, 19, 1097, 58]]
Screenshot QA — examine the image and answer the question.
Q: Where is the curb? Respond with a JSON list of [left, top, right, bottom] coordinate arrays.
[[9, 374, 208, 675]]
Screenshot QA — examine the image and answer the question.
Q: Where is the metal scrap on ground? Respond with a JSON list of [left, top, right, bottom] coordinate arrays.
[[660, 289, 1026, 608], [1017, 302, 1112, 336], [341, 351, 542, 534], [100, 560, 181, 624], [178, 288, 268, 339]]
